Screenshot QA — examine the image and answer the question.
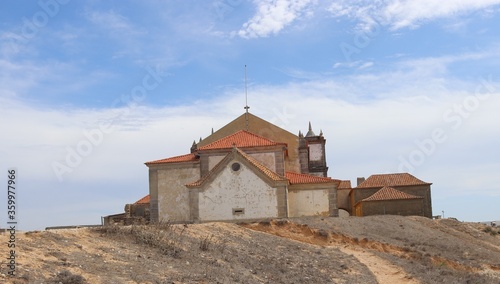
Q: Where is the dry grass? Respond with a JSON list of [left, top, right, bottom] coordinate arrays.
[[0, 216, 499, 283]]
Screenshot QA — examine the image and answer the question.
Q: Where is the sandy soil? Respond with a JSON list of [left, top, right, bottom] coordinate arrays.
[[0, 215, 498, 283]]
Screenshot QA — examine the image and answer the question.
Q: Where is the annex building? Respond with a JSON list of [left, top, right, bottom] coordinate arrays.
[[135, 111, 433, 224]]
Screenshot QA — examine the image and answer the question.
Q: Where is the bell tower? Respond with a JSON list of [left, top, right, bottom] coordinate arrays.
[[303, 122, 328, 177]]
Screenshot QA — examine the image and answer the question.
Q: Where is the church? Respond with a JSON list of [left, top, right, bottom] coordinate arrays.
[[144, 111, 340, 223], [140, 111, 433, 224]]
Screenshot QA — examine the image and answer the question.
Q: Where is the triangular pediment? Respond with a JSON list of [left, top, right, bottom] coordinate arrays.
[[186, 147, 288, 188], [198, 112, 297, 147]]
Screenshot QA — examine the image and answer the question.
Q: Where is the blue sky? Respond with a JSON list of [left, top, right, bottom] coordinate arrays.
[[1, 0, 500, 230]]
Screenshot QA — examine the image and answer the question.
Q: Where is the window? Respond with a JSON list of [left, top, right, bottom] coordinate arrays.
[[232, 208, 245, 215], [231, 162, 241, 171]]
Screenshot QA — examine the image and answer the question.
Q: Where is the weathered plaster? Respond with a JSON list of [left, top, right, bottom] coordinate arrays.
[[208, 155, 225, 171], [249, 152, 276, 172], [308, 143, 323, 161], [288, 188, 330, 217], [197, 159, 278, 221], [157, 167, 198, 222]]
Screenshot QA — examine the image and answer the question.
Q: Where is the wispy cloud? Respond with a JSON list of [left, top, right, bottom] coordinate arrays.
[[235, 0, 315, 38], [328, 0, 500, 31], [333, 60, 374, 70], [2, 52, 500, 228], [87, 10, 134, 32]]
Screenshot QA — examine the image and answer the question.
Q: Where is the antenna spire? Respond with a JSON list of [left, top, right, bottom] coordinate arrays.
[[244, 64, 250, 130]]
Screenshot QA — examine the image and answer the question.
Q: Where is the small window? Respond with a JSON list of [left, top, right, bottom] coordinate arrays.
[[231, 162, 241, 171], [232, 208, 245, 215]]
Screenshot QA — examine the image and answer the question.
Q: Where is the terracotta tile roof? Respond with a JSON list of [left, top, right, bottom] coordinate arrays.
[[186, 147, 288, 188], [134, 195, 150, 204], [338, 180, 352, 189], [362, 186, 423, 202], [197, 130, 286, 151], [145, 153, 198, 165], [286, 172, 340, 185], [356, 173, 431, 188]]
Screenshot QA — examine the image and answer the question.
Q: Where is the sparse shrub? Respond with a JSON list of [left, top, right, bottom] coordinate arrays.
[[93, 221, 185, 258], [482, 226, 499, 236], [199, 235, 213, 251], [316, 229, 329, 238], [259, 220, 271, 226], [49, 270, 87, 284], [275, 219, 289, 226], [94, 224, 121, 235], [483, 226, 492, 233]]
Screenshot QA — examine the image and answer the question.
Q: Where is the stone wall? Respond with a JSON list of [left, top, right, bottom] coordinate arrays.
[[355, 199, 424, 217], [149, 162, 199, 223], [288, 183, 338, 217]]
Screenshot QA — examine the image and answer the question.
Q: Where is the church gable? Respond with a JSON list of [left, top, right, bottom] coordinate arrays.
[[361, 186, 423, 202], [187, 147, 288, 189], [197, 113, 296, 147], [187, 147, 287, 222], [196, 112, 301, 173]]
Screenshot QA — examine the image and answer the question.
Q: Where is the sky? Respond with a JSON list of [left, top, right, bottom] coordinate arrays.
[[1, 0, 500, 230]]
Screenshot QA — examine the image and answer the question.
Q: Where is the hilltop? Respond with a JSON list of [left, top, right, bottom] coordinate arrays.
[[1, 215, 499, 283]]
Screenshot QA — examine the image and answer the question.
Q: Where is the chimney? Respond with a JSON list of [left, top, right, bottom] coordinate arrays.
[[357, 177, 365, 186]]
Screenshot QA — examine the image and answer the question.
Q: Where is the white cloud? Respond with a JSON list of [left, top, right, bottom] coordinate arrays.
[[328, 0, 500, 31], [2, 50, 500, 229], [87, 10, 132, 31], [333, 60, 374, 70], [236, 0, 315, 38]]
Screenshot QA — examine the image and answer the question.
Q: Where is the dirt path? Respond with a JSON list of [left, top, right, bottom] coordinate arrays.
[[242, 220, 419, 284], [339, 246, 419, 284]]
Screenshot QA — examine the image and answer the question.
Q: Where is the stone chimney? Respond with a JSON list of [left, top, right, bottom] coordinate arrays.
[[357, 177, 365, 186]]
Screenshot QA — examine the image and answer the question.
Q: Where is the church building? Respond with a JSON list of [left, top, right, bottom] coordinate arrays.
[[139, 111, 433, 224], [145, 112, 340, 223]]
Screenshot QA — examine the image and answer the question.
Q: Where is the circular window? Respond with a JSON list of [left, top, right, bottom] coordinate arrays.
[[231, 162, 241, 171]]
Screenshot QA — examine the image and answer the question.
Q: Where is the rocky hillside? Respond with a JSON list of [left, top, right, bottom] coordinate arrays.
[[1, 216, 499, 283]]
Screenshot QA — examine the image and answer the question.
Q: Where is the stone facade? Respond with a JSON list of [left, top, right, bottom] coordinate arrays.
[[139, 113, 433, 224], [347, 173, 433, 218], [354, 198, 424, 217], [145, 113, 339, 223]]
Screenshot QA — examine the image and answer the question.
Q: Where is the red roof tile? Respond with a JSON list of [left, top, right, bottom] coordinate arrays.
[[186, 147, 288, 187], [197, 130, 286, 151], [286, 172, 340, 185], [356, 173, 431, 188], [362, 186, 423, 202], [134, 195, 150, 204], [338, 180, 352, 189], [145, 153, 198, 165]]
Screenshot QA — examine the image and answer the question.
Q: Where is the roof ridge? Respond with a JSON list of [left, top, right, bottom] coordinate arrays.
[[356, 172, 431, 188], [145, 153, 198, 165], [197, 130, 286, 151], [285, 171, 340, 185], [362, 186, 423, 202]]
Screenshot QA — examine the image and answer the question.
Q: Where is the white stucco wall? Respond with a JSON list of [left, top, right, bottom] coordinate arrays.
[[157, 167, 198, 222], [198, 159, 278, 221], [288, 189, 329, 217], [249, 152, 276, 172]]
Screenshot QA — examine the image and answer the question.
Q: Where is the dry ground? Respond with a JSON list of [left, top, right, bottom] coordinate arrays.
[[0, 215, 499, 283]]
